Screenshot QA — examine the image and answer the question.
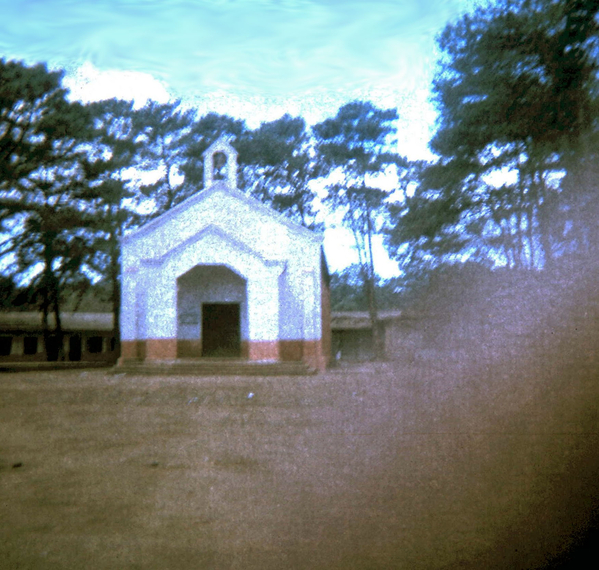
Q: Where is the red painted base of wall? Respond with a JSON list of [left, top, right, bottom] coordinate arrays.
[[279, 340, 303, 361], [121, 338, 328, 371], [240, 341, 249, 359], [120, 340, 146, 360], [302, 340, 327, 371], [248, 341, 279, 361], [146, 338, 177, 360], [177, 340, 202, 358]]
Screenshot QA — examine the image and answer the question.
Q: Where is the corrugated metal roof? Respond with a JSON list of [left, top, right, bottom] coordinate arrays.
[[0, 313, 114, 332]]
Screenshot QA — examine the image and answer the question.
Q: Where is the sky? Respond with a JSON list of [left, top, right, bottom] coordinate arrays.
[[0, 0, 473, 277]]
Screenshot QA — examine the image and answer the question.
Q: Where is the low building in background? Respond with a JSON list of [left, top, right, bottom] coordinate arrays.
[[331, 310, 404, 362], [0, 309, 411, 366], [0, 312, 117, 364]]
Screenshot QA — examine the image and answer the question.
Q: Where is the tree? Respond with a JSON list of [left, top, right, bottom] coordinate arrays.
[[314, 101, 404, 359], [0, 59, 96, 359], [330, 264, 405, 311], [388, 0, 599, 270], [239, 115, 322, 229], [82, 98, 146, 356], [386, 158, 479, 270], [330, 265, 369, 311], [0, 275, 18, 310], [134, 100, 196, 216]]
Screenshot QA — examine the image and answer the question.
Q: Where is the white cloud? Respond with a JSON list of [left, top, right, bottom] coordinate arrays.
[[63, 62, 171, 108]]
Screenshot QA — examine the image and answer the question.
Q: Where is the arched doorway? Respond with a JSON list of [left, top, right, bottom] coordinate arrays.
[[177, 265, 248, 358]]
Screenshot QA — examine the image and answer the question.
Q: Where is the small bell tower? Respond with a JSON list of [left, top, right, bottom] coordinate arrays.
[[203, 135, 238, 189]]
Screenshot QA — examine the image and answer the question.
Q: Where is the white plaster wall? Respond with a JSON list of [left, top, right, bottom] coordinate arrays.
[[247, 275, 280, 341], [143, 230, 282, 342], [121, 189, 319, 271], [145, 266, 177, 339], [177, 265, 247, 341], [278, 268, 302, 340]]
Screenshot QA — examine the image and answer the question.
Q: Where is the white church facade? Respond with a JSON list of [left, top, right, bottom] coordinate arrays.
[[119, 136, 331, 371]]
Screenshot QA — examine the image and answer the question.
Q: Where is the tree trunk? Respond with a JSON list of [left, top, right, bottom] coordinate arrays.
[[110, 223, 121, 359], [364, 275, 384, 361], [42, 236, 64, 361], [41, 290, 50, 362], [365, 211, 385, 360], [536, 172, 553, 270], [52, 289, 65, 362]]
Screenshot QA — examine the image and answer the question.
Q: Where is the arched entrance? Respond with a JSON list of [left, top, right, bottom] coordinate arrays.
[[177, 265, 248, 358]]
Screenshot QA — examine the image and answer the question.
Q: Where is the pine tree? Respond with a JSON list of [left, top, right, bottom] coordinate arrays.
[[314, 101, 404, 359], [0, 59, 96, 359]]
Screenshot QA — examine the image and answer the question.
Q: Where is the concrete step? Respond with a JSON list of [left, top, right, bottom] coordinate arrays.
[[113, 358, 317, 376]]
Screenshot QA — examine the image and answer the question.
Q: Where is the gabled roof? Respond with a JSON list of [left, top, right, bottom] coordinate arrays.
[[122, 182, 323, 245]]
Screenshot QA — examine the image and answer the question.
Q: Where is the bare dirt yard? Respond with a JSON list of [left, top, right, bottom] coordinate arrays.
[[1, 338, 599, 570]]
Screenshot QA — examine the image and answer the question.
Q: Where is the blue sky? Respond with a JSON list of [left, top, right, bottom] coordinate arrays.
[[1, 0, 473, 275], [1, 0, 471, 157]]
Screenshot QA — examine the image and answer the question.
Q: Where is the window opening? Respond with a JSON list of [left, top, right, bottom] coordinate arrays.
[[24, 336, 38, 355], [87, 336, 103, 354], [0, 336, 12, 356]]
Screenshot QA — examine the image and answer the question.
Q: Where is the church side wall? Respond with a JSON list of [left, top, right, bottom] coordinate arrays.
[[120, 265, 150, 361], [320, 268, 332, 368]]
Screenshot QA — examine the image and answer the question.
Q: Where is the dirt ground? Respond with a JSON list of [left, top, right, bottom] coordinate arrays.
[[1, 336, 599, 570]]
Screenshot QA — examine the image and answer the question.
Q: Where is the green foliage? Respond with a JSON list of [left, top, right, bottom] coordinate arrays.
[[0, 59, 103, 358], [238, 115, 322, 229], [0, 59, 69, 191], [135, 100, 196, 216], [432, 0, 599, 155], [314, 101, 402, 261], [388, 0, 599, 271], [81, 98, 155, 352], [329, 265, 404, 311], [315, 101, 405, 356], [0, 275, 18, 309], [314, 101, 400, 177], [329, 266, 367, 311]]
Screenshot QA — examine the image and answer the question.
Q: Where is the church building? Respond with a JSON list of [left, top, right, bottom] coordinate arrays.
[[119, 136, 331, 371]]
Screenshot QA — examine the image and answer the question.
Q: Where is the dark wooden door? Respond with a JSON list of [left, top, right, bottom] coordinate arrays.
[[69, 334, 82, 361], [202, 303, 241, 357], [46, 335, 60, 361]]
